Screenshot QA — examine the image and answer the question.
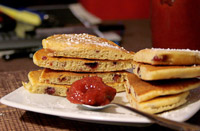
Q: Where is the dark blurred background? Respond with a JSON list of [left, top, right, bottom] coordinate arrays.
[[1, 0, 78, 8], [0, 0, 151, 71]]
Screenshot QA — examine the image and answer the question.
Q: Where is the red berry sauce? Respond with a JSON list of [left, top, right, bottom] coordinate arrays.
[[66, 76, 116, 106]]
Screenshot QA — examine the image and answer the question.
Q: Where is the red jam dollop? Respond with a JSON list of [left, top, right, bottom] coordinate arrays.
[[66, 76, 116, 106]]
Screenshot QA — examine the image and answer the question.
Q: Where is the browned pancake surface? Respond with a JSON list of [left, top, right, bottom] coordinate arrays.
[[132, 61, 200, 80], [133, 48, 200, 65], [127, 73, 200, 102], [33, 49, 132, 72], [42, 34, 134, 60]]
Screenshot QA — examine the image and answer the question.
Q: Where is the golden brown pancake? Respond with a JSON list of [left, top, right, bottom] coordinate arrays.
[[125, 85, 189, 114], [33, 49, 132, 72], [23, 70, 127, 96], [40, 68, 128, 84], [42, 33, 134, 60], [23, 70, 69, 96], [133, 48, 200, 65], [126, 73, 200, 102], [132, 61, 200, 80]]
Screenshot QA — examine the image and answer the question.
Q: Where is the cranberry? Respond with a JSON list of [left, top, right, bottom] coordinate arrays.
[[128, 88, 131, 94], [137, 66, 141, 78], [85, 62, 98, 69], [113, 62, 117, 65], [42, 56, 47, 60], [58, 77, 66, 82], [152, 56, 163, 61], [113, 74, 121, 82], [45, 79, 49, 83], [45, 87, 55, 95], [137, 66, 140, 74]]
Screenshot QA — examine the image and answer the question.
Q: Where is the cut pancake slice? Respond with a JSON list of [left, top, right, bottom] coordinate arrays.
[[33, 49, 132, 72], [126, 73, 200, 103], [22, 70, 126, 96], [132, 61, 200, 80], [40, 68, 128, 84], [133, 48, 200, 65], [125, 85, 189, 114], [42, 34, 134, 60], [22, 70, 69, 96]]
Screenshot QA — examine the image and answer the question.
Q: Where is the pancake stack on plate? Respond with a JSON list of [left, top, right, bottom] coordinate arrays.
[[23, 33, 134, 96], [125, 48, 200, 114]]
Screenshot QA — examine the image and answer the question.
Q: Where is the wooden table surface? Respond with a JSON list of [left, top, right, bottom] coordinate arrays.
[[0, 20, 200, 131]]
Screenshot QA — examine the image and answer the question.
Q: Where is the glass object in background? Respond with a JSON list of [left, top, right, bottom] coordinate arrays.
[[79, 0, 150, 20], [151, 0, 200, 50]]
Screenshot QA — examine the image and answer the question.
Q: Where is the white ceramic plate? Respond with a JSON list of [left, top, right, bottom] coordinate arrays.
[[1, 86, 200, 126]]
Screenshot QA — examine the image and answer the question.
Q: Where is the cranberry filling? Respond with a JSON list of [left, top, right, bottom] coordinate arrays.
[[85, 62, 98, 69], [128, 88, 131, 94], [152, 55, 163, 61], [45, 79, 50, 83], [42, 56, 47, 60], [113, 62, 117, 65], [113, 74, 121, 82], [45, 87, 55, 95], [137, 66, 141, 77], [58, 77, 66, 82], [137, 66, 140, 74]]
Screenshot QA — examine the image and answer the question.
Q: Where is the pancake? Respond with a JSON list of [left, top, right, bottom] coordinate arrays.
[[132, 61, 200, 80], [133, 48, 200, 65], [22, 70, 69, 96], [125, 85, 189, 114], [33, 49, 132, 72], [42, 33, 134, 60], [22, 70, 126, 96], [40, 68, 128, 84], [126, 73, 200, 102]]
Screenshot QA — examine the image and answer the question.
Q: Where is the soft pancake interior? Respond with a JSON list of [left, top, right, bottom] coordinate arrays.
[[40, 68, 128, 84], [132, 61, 200, 80], [23, 70, 126, 96], [33, 49, 132, 72], [125, 85, 189, 114], [126, 73, 200, 102], [23, 70, 69, 96]]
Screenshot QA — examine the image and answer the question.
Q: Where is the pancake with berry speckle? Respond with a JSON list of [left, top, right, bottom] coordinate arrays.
[[132, 61, 200, 80], [125, 73, 200, 103], [133, 48, 200, 65], [22, 70, 127, 96], [124, 73, 200, 114], [33, 49, 132, 72], [40, 68, 128, 85]]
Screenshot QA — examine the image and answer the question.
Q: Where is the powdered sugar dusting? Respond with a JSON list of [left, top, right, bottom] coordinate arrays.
[[151, 48, 200, 53], [48, 33, 123, 50]]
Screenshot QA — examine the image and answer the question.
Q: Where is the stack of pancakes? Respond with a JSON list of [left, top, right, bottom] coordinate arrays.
[[23, 33, 134, 96], [125, 48, 200, 114]]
